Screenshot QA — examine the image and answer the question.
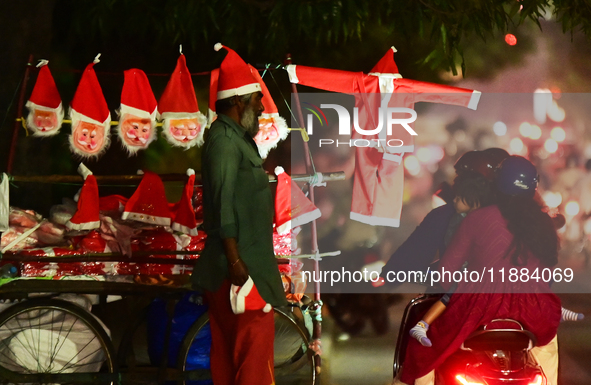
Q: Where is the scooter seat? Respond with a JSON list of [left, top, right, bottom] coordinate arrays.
[[462, 329, 536, 351]]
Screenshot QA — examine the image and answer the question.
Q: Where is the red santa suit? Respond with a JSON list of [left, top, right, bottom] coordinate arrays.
[[286, 47, 481, 227]]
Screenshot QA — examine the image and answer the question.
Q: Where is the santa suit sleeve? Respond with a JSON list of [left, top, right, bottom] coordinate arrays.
[[286, 65, 363, 93], [396, 78, 481, 110]]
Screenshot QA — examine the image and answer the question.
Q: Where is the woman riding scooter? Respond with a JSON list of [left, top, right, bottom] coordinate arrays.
[[394, 156, 562, 385]]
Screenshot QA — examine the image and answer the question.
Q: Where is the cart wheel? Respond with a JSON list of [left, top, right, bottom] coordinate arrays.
[[177, 308, 315, 385], [0, 298, 116, 383]]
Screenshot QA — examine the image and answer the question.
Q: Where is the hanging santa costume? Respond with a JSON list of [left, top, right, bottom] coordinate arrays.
[[208, 65, 289, 159], [158, 53, 207, 149], [25, 60, 64, 137], [69, 54, 111, 159], [287, 47, 481, 227], [117, 68, 158, 154]]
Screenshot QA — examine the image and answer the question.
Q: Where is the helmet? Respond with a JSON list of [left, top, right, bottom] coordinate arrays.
[[454, 151, 495, 180], [482, 147, 510, 169], [496, 156, 538, 197]]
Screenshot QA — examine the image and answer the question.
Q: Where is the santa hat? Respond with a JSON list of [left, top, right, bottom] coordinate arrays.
[[274, 166, 321, 234], [117, 68, 158, 154], [170, 169, 198, 235], [369, 47, 402, 78], [68, 54, 112, 158], [158, 53, 207, 149], [25, 60, 64, 137], [66, 163, 100, 230], [214, 43, 261, 100], [122, 171, 171, 226], [230, 276, 272, 314], [249, 65, 289, 159]]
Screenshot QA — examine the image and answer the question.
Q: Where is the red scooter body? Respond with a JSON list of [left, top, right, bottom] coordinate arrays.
[[394, 294, 547, 385]]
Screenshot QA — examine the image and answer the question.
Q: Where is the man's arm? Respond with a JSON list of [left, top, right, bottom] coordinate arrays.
[[206, 133, 249, 286]]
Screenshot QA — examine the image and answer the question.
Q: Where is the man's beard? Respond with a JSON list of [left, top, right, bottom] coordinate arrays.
[[240, 105, 260, 137]]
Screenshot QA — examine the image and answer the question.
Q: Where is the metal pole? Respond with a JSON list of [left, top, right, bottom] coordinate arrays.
[[285, 53, 324, 374], [7, 54, 34, 174]]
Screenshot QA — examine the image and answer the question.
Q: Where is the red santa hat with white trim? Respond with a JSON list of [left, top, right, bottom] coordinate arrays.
[[68, 54, 112, 159], [274, 166, 321, 234], [248, 65, 289, 159], [122, 171, 172, 226], [117, 68, 158, 154], [230, 276, 272, 314], [369, 46, 402, 78], [158, 50, 207, 149], [213, 43, 262, 100], [170, 168, 198, 235], [25, 60, 64, 137], [66, 163, 100, 231]]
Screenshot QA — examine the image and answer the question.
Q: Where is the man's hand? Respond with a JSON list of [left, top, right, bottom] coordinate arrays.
[[229, 259, 249, 286], [223, 237, 249, 286]]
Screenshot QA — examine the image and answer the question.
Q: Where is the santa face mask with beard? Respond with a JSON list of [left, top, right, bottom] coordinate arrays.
[[118, 114, 155, 153]]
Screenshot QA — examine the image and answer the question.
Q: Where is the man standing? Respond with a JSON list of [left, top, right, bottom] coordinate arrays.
[[192, 43, 286, 385]]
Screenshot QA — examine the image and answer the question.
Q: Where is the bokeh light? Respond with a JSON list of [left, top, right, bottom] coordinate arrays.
[[519, 122, 532, 137], [509, 137, 524, 153], [416, 147, 432, 163], [542, 191, 562, 208], [493, 121, 507, 136], [530, 125, 542, 140], [505, 34, 517, 45], [404, 155, 421, 176], [565, 201, 580, 216], [544, 138, 558, 153], [550, 126, 566, 142]]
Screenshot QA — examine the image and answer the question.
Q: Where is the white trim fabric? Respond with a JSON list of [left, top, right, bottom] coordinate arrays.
[[217, 83, 262, 100], [286, 65, 299, 84], [349, 212, 400, 227], [468, 91, 481, 110]]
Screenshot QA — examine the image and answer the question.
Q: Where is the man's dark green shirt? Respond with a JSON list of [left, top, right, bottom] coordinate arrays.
[[192, 114, 286, 307]]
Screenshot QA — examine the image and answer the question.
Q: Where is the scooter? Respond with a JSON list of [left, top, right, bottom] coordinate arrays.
[[393, 294, 547, 385]]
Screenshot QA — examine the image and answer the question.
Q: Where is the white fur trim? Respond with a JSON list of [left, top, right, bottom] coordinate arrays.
[[263, 303, 272, 313], [0, 174, 9, 232], [93, 53, 101, 64], [286, 65, 299, 84], [25, 101, 64, 137], [160, 111, 207, 149], [171, 222, 198, 236], [230, 276, 254, 314], [276, 220, 291, 235], [37, 59, 49, 68], [217, 83, 262, 100], [68, 109, 112, 160], [275, 166, 285, 175], [391, 46, 397, 53], [214, 43, 223, 51], [121, 211, 171, 226], [368, 72, 403, 79], [382, 153, 403, 163], [207, 108, 217, 128], [468, 90, 481, 110], [349, 212, 400, 227], [77, 163, 93, 179], [65, 219, 101, 231], [119, 104, 157, 120], [292, 208, 321, 228], [186, 168, 195, 176]]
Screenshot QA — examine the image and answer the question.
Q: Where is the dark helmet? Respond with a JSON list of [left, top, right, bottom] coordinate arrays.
[[454, 150, 495, 181], [482, 147, 510, 169], [496, 156, 538, 197]]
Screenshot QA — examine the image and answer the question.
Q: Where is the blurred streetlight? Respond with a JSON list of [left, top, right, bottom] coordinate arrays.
[[493, 121, 507, 136]]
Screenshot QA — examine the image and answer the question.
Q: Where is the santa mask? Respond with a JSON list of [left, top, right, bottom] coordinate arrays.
[[165, 117, 202, 145], [119, 114, 154, 150], [28, 108, 60, 135], [71, 120, 107, 156]]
